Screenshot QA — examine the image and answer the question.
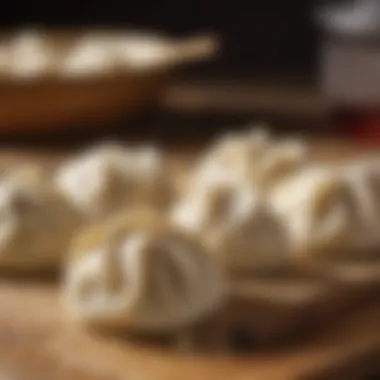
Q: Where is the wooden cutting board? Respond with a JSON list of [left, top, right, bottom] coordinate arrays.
[[0, 140, 379, 380], [0, 280, 379, 380]]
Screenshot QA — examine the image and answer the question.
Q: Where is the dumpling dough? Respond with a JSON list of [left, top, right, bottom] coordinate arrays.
[[114, 33, 171, 70], [270, 165, 364, 259], [9, 30, 56, 79], [172, 179, 290, 273], [190, 128, 309, 193], [60, 34, 118, 78], [255, 139, 309, 190], [54, 143, 171, 220], [191, 127, 271, 188], [63, 210, 225, 333], [342, 158, 380, 249], [0, 167, 81, 270]]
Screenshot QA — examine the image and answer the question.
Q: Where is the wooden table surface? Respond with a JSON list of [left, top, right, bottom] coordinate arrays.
[[0, 139, 379, 380]]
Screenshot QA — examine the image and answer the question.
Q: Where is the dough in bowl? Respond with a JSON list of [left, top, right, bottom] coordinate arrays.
[[0, 166, 81, 271], [54, 143, 172, 221], [63, 210, 225, 333]]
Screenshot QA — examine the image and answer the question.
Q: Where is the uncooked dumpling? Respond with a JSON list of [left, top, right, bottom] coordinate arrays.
[[191, 127, 271, 188], [342, 158, 380, 249], [0, 167, 81, 270], [60, 34, 117, 78], [63, 210, 225, 333], [54, 143, 171, 220], [9, 30, 56, 79], [172, 179, 290, 273], [114, 33, 171, 70], [256, 139, 309, 190], [270, 165, 364, 259], [190, 128, 309, 193]]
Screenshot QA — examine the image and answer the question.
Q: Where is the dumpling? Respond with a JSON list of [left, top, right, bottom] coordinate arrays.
[[171, 179, 290, 274], [190, 127, 271, 188], [60, 34, 117, 78], [54, 143, 128, 219], [63, 210, 225, 333], [255, 139, 309, 190], [9, 30, 56, 79], [54, 143, 171, 220], [113, 33, 171, 70], [128, 145, 172, 209], [0, 166, 81, 271], [269, 165, 364, 259], [342, 158, 380, 250], [190, 128, 309, 194]]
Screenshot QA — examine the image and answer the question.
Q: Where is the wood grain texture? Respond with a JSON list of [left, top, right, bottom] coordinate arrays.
[[0, 280, 378, 380], [0, 140, 379, 380]]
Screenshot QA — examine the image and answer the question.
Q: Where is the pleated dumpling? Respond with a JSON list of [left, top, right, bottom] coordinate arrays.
[[191, 127, 271, 187], [9, 30, 57, 79], [54, 143, 171, 220], [256, 139, 309, 190], [342, 158, 380, 249], [172, 179, 290, 273], [60, 34, 117, 78], [270, 165, 363, 259], [0, 166, 81, 270], [63, 210, 225, 333]]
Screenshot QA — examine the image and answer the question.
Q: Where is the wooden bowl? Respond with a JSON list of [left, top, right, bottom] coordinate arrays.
[[0, 29, 218, 132]]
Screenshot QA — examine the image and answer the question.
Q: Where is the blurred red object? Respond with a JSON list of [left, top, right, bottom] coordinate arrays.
[[333, 107, 380, 142], [354, 113, 380, 141]]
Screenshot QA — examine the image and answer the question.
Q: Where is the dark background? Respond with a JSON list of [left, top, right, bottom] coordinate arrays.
[[0, 0, 321, 78]]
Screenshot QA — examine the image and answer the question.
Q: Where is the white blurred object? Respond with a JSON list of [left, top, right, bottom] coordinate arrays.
[[115, 33, 219, 71], [9, 30, 54, 79], [60, 34, 117, 78], [61, 32, 219, 76], [113, 33, 170, 70]]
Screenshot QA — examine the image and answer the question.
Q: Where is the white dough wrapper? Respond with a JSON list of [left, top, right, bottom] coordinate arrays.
[[63, 211, 226, 333], [60, 33, 118, 78], [269, 165, 368, 259], [342, 157, 380, 250], [190, 127, 309, 194], [9, 30, 58, 79], [0, 166, 81, 270], [171, 178, 290, 273], [54, 143, 172, 220], [190, 126, 271, 188]]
